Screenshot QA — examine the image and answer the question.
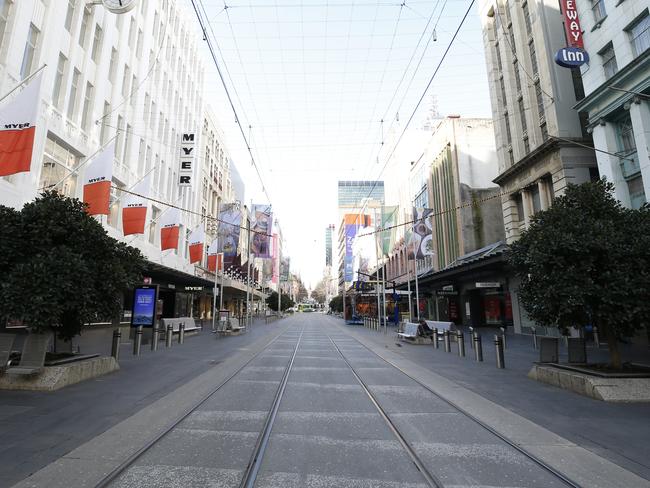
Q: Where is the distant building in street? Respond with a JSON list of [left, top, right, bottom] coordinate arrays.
[[325, 224, 334, 267], [336, 181, 384, 293], [478, 0, 598, 245], [574, 0, 650, 209]]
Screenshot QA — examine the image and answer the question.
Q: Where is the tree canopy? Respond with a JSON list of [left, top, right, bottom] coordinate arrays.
[[0, 191, 145, 340], [266, 291, 295, 312], [507, 180, 650, 368], [329, 295, 343, 313]]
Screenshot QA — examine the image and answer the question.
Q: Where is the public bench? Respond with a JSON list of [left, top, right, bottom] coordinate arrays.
[[161, 317, 200, 334], [6, 334, 51, 376], [397, 322, 419, 342], [0, 334, 16, 373], [425, 320, 456, 341]]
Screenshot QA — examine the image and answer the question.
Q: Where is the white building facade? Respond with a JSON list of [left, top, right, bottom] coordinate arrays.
[[574, 0, 650, 209], [478, 0, 598, 245], [0, 0, 229, 280]]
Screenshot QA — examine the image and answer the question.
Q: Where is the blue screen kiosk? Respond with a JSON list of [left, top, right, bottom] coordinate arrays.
[[131, 285, 159, 328]]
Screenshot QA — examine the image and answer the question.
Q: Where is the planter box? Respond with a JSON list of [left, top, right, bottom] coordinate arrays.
[[528, 364, 650, 402], [0, 356, 119, 391]]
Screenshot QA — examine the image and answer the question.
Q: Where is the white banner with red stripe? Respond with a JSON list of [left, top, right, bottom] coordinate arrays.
[[122, 175, 151, 236], [82, 142, 115, 215], [188, 226, 205, 264]]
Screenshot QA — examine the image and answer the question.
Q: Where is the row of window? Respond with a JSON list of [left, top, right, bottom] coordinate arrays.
[[598, 11, 649, 81]]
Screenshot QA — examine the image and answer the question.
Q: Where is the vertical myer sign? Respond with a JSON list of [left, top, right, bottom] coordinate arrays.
[[178, 132, 195, 187], [555, 0, 588, 68]]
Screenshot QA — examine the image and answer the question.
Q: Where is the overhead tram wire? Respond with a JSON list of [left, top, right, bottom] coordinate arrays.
[[190, 0, 274, 207], [348, 0, 475, 232]]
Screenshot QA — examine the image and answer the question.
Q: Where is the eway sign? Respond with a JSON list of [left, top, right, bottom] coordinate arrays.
[[555, 47, 589, 68]]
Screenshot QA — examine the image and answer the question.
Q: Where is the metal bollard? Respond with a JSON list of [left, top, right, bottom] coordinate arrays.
[[151, 327, 159, 351], [433, 328, 439, 349], [531, 328, 538, 350], [457, 331, 465, 357], [111, 329, 121, 360], [499, 326, 507, 349], [473, 332, 483, 361], [494, 334, 505, 368], [443, 330, 451, 352], [133, 326, 143, 356], [468, 326, 474, 349], [179, 323, 185, 344], [166, 324, 173, 348], [593, 326, 600, 348]]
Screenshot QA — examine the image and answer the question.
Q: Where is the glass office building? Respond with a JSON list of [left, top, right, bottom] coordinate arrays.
[[337, 181, 385, 207]]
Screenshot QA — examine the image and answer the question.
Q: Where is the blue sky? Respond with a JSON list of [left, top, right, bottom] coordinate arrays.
[[198, 0, 492, 287]]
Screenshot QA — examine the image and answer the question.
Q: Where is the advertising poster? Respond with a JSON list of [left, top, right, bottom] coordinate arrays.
[[131, 286, 158, 328], [408, 207, 434, 259], [281, 257, 290, 281], [380, 206, 398, 257], [218, 204, 242, 257], [251, 204, 272, 258]]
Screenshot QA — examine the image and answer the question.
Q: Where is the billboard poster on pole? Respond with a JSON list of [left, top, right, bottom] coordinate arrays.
[[218, 204, 242, 257], [251, 204, 272, 258]]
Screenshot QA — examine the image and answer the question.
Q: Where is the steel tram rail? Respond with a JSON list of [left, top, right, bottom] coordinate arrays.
[[329, 330, 583, 488], [94, 326, 303, 488]]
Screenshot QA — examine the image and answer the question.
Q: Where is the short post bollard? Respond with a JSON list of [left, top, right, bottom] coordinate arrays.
[[443, 330, 451, 352], [433, 328, 439, 349], [179, 323, 185, 344], [151, 327, 159, 351], [473, 332, 483, 362], [457, 331, 465, 357], [499, 326, 507, 349], [531, 327, 538, 350], [468, 326, 474, 349], [133, 326, 143, 356], [494, 334, 505, 369], [593, 326, 600, 348], [111, 329, 121, 360], [166, 324, 173, 348]]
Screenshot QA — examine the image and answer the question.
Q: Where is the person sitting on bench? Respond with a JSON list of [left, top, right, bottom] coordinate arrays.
[[417, 320, 434, 339]]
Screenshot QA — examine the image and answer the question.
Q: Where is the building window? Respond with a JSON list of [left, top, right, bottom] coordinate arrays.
[[52, 53, 67, 110], [513, 60, 522, 92], [20, 23, 39, 79], [128, 17, 136, 47], [535, 81, 545, 120], [627, 175, 647, 209], [528, 39, 538, 75], [122, 64, 130, 97], [91, 25, 102, 62], [523, 135, 530, 153], [78, 7, 91, 48], [518, 98, 528, 134], [600, 44, 618, 79], [591, 0, 606, 24], [108, 47, 117, 83], [81, 82, 94, 131], [499, 76, 507, 106], [64, 0, 74, 32], [100, 101, 110, 144], [508, 148, 514, 166], [522, 2, 532, 35], [495, 42, 503, 71], [67, 68, 80, 120], [1, 0, 12, 44], [39, 136, 82, 198], [136, 29, 143, 58], [504, 111, 513, 145], [540, 121, 548, 141], [514, 193, 525, 223], [629, 12, 650, 57]]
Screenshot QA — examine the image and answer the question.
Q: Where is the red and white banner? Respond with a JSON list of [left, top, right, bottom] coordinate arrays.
[[160, 207, 181, 251], [0, 73, 43, 177], [82, 142, 114, 215], [207, 240, 223, 272], [122, 175, 150, 236], [188, 226, 204, 264], [560, 0, 584, 48]]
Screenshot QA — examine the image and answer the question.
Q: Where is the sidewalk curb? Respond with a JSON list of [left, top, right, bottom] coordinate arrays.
[[11, 322, 294, 488], [333, 318, 650, 488]]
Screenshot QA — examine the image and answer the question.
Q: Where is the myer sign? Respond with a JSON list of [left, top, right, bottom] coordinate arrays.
[[178, 132, 195, 187], [555, 0, 588, 68]]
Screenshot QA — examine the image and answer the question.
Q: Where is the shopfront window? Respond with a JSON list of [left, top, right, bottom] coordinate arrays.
[[39, 136, 82, 198]]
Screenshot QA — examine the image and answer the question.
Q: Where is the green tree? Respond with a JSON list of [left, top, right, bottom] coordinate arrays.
[[508, 181, 650, 369], [266, 291, 294, 312], [0, 191, 145, 340], [329, 295, 343, 313]]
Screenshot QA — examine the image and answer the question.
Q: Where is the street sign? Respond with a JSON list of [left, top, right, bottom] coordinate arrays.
[[555, 47, 589, 68], [475, 282, 501, 288]]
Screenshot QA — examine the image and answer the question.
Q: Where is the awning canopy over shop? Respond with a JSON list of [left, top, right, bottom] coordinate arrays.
[[144, 262, 216, 289]]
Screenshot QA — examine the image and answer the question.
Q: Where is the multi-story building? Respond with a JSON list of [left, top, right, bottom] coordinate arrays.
[[385, 118, 506, 324], [0, 0, 242, 319], [574, 0, 650, 209], [325, 224, 334, 267], [478, 0, 598, 245], [336, 180, 384, 294]]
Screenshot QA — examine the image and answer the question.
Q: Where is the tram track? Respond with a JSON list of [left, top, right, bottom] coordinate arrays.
[[327, 331, 583, 488], [94, 326, 304, 488]]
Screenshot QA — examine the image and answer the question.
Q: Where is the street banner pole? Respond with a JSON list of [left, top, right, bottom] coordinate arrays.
[[246, 207, 252, 331], [406, 254, 412, 321], [374, 216, 381, 331], [414, 256, 420, 321]]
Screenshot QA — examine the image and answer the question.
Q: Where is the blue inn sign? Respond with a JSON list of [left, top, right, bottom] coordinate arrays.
[[555, 47, 589, 68]]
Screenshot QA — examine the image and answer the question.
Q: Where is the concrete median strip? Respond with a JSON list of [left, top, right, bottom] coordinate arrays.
[[10, 322, 293, 488], [335, 321, 650, 488]]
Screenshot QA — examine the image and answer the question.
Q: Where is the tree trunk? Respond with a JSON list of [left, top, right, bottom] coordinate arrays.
[[604, 322, 622, 370]]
